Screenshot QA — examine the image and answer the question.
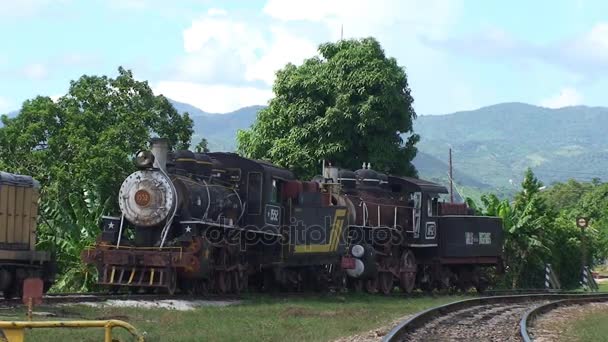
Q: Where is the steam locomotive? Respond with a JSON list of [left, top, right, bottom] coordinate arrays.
[[81, 138, 503, 294]]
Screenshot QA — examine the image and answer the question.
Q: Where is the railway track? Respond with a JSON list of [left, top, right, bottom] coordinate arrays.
[[383, 293, 608, 342], [520, 294, 608, 341]]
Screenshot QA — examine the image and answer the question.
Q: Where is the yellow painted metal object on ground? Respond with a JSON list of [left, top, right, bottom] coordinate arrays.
[[0, 319, 145, 342]]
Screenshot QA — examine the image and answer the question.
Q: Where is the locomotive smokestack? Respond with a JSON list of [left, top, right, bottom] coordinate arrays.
[[150, 137, 169, 171]]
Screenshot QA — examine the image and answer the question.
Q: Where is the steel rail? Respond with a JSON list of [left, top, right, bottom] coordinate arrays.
[[520, 294, 608, 342], [382, 293, 608, 342]]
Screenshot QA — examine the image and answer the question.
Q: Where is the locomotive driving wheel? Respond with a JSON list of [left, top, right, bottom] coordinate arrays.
[[378, 272, 394, 295], [365, 277, 378, 293], [399, 249, 417, 294], [167, 270, 177, 295]]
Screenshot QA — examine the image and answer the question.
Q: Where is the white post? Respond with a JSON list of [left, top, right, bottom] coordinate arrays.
[[582, 267, 589, 291], [116, 214, 125, 248], [545, 263, 551, 289]]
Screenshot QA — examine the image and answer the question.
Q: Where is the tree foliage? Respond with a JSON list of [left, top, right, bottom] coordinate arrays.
[[237, 37, 419, 179], [0, 67, 194, 290], [195, 137, 210, 153], [479, 168, 608, 289]]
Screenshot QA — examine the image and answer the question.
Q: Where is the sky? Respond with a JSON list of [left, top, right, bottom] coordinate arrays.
[[1, 0, 608, 115]]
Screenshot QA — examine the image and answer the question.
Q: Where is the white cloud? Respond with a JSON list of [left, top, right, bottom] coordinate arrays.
[[540, 87, 583, 108], [176, 8, 320, 87], [207, 8, 227, 16], [263, 0, 462, 40], [163, 0, 465, 114], [153, 81, 273, 113], [0, 96, 12, 113], [23, 63, 48, 80], [559, 22, 608, 69], [245, 26, 318, 85]]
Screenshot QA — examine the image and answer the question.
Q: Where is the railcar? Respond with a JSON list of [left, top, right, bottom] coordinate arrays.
[[81, 138, 503, 295], [317, 164, 503, 294], [0, 172, 55, 298]]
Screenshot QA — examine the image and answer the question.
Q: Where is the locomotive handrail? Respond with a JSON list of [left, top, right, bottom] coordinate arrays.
[[343, 194, 416, 209]]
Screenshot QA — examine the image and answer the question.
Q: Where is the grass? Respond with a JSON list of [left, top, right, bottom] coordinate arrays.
[[0, 293, 469, 342], [559, 306, 608, 341]]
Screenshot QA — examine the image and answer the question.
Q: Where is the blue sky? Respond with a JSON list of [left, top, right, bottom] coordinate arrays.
[[1, 0, 608, 115]]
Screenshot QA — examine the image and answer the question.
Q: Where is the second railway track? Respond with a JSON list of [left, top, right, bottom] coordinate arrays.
[[383, 293, 608, 342]]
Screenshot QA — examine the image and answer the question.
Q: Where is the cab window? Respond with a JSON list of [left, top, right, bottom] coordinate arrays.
[[270, 178, 282, 203], [247, 172, 262, 214]]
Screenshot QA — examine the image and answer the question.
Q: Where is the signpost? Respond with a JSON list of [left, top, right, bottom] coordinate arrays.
[[22, 278, 43, 321], [577, 217, 590, 290]]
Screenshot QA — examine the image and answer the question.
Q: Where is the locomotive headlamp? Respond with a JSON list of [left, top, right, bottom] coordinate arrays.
[[134, 150, 155, 169], [351, 244, 365, 258]]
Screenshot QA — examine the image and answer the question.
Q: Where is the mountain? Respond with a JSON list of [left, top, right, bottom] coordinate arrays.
[[6, 98, 606, 199], [188, 105, 263, 151], [172, 101, 608, 199], [413, 103, 608, 196], [169, 99, 211, 117]]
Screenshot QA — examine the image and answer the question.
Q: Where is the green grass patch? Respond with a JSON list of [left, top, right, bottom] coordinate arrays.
[[0, 293, 468, 342], [560, 307, 608, 341]]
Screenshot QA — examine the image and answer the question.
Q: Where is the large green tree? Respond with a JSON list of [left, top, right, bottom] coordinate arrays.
[[0, 67, 194, 290], [237, 37, 419, 178], [0, 67, 193, 206]]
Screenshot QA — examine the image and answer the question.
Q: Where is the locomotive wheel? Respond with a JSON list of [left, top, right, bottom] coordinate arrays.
[[350, 279, 364, 293], [237, 270, 248, 293], [399, 250, 417, 294], [167, 271, 177, 295], [378, 272, 394, 295], [197, 280, 209, 296], [217, 271, 233, 294], [365, 277, 378, 294]]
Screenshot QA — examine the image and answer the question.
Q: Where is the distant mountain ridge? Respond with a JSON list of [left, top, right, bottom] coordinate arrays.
[[5, 99, 606, 199], [172, 100, 608, 198]]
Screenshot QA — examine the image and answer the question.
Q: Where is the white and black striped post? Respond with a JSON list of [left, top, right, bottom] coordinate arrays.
[[582, 266, 589, 291], [545, 264, 551, 289]]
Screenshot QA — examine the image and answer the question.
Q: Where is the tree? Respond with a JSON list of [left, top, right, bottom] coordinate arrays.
[[0, 67, 194, 290], [237, 37, 419, 179], [195, 137, 210, 153], [0, 67, 193, 208]]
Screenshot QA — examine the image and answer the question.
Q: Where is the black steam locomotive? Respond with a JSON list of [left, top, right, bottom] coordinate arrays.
[[82, 138, 503, 294]]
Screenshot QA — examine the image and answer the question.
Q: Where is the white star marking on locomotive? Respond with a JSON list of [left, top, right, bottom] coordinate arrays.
[[108, 222, 115, 230], [185, 226, 192, 233]]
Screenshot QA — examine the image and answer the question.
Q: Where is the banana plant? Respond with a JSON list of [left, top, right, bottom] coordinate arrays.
[[37, 189, 110, 292]]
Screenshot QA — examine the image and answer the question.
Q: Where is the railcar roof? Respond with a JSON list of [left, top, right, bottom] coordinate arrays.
[[205, 152, 294, 179], [388, 175, 448, 194]]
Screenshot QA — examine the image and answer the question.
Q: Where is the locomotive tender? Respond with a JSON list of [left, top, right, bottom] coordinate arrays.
[[82, 138, 503, 294]]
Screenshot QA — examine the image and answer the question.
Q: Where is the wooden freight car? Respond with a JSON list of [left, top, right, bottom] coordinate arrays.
[[0, 172, 54, 299]]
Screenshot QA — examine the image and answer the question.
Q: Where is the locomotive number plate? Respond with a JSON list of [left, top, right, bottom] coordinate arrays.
[[134, 189, 151, 207]]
